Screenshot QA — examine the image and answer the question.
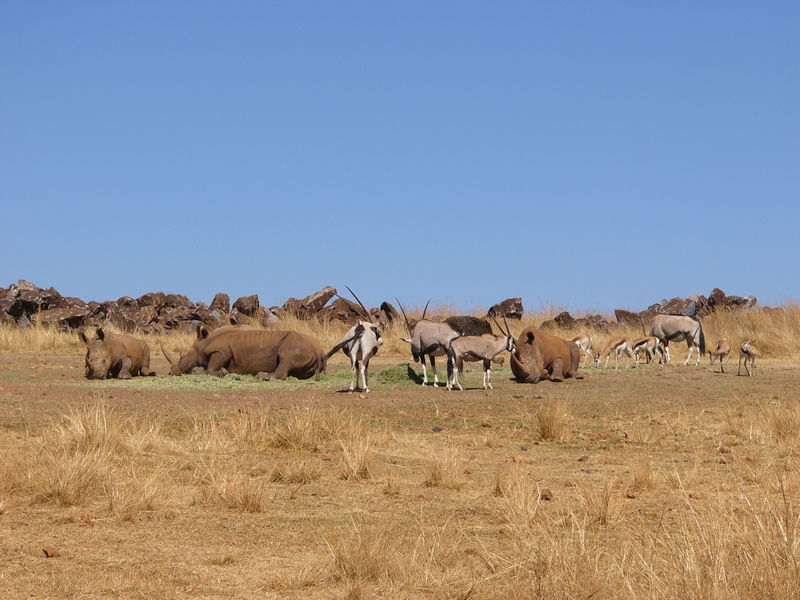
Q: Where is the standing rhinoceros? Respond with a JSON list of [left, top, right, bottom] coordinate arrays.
[[510, 326, 580, 383], [78, 328, 154, 380], [161, 327, 327, 380]]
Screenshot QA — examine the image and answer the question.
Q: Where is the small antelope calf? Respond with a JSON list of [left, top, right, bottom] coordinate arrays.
[[738, 340, 757, 376], [630, 336, 663, 366], [708, 339, 731, 373], [595, 337, 636, 370]]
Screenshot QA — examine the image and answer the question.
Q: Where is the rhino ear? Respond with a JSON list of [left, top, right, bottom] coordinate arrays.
[[78, 330, 89, 345], [96, 328, 106, 340], [197, 326, 210, 340], [525, 331, 535, 344]]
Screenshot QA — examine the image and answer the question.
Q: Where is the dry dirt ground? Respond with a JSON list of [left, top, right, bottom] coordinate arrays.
[[1, 350, 799, 599]]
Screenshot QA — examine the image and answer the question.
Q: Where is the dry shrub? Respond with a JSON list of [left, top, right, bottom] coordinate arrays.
[[764, 401, 800, 444], [337, 417, 374, 480], [195, 463, 270, 512], [537, 401, 567, 442], [423, 447, 462, 490], [494, 466, 543, 527], [270, 459, 321, 484], [271, 407, 330, 451], [105, 467, 172, 521], [327, 522, 403, 583], [225, 406, 272, 450], [34, 446, 111, 506], [578, 480, 622, 526], [265, 564, 325, 591]]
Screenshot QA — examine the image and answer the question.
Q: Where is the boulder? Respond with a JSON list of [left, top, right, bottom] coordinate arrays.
[[488, 298, 524, 320], [137, 292, 167, 307], [210, 293, 230, 314], [554, 312, 575, 328], [299, 286, 337, 314], [379, 301, 398, 323], [233, 294, 259, 316], [614, 309, 641, 327], [33, 306, 91, 330], [163, 293, 193, 309]]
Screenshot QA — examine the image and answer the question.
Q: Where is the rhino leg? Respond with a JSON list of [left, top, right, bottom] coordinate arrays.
[[140, 353, 155, 377], [549, 358, 565, 382], [118, 357, 134, 380], [270, 360, 292, 380], [207, 352, 230, 376]]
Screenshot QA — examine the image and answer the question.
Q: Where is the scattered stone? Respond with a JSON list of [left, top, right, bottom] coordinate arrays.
[[577, 455, 590, 462], [539, 488, 554, 501], [42, 546, 60, 558], [432, 426, 445, 433]]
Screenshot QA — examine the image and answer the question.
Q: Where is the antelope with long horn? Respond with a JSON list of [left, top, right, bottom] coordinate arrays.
[[649, 314, 706, 366], [738, 340, 757, 376], [328, 286, 383, 393], [397, 298, 459, 387], [447, 314, 515, 390]]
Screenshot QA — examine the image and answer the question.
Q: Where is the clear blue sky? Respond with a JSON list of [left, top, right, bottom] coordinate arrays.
[[2, 2, 798, 312]]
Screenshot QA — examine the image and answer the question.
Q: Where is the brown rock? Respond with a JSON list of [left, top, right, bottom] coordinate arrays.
[[539, 488, 554, 501], [488, 298, 524, 320], [614, 309, 642, 327], [210, 293, 230, 313], [299, 286, 337, 314], [42, 546, 60, 558], [137, 292, 166, 307], [232, 294, 259, 316]]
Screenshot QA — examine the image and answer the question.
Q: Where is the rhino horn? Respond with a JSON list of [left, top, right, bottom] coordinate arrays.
[[160, 342, 177, 368]]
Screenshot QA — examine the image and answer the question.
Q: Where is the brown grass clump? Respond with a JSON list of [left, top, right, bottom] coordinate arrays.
[[327, 522, 403, 584], [105, 467, 171, 521], [423, 447, 462, 490], [537, 401, 568, 442], [194, 463, 270, 513], [33, 446, 111, 506], [578, 480, 623, 526], [337, 416, 375, 480], [270, 406, 331, 451], [269, 459, 321, 484], [764, 401, 800, 444]]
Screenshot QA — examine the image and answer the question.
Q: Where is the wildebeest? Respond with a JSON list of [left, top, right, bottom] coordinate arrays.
[[397, 299, 459, 387], [79, 328, 154, 380], [649, 314, 706, 366], [327, 287, 383, 393], [510, 327, 580, 383], [162, 327, 326, 379]]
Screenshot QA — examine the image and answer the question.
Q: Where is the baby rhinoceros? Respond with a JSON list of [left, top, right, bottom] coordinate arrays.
[[78, 328, 155, 380]]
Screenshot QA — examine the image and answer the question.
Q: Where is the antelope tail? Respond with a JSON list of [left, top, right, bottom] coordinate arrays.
[[326, 325, 365, 359], [699, 324, 706, 356]]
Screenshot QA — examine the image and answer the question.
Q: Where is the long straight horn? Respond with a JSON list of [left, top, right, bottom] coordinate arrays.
[[489, 313, 504, 336], [502, 314, 512, 338], [396, 298, 412, 336], [421, 299, 431, 321], [345, 285, 372, 322], [160, 342, 177, 367]]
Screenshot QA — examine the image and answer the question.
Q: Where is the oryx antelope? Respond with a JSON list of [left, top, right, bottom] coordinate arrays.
[[708, 339, 731, 373], [398, 299, 459, 387], [447, 315, 515, 391], [595, 337, 636, 370], [649, 314, 706, 366], [738, 341, 757, 376], [630, 336, 664, 366], [327, 287, 383, 393], [568, 334, 594, 366]]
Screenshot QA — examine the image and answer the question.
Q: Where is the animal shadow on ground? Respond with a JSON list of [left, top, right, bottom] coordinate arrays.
[[406, 364, 424, 385]]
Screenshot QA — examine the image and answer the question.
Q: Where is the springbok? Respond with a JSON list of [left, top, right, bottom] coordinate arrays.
[[630, 336, 663, 366], [328, 287, 383, 393], [595, 337, 636, 370], [568, 334, 594, 366], [708, 339, 731, 373], [447, 315, 515, 391], [649, 314, 706, 366], [738, 340, 757, 376], [397, 299, 459, 387]]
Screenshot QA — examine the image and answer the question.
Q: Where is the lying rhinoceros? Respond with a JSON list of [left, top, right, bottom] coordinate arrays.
[[78, 328, 154, 380], [162, 326, 327, 380], [510, 326, 580, 383]]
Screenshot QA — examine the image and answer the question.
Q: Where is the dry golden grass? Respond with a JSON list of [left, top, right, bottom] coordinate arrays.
[[2, 339, 800, 597]]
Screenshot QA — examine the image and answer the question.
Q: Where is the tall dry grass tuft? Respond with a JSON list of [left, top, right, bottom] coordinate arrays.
[[105, 467, 172, 521], [327, 522, 403, 583], [764, 401, 800, 444], [270, 459, 321, 484], [270, 407, 331, 452], [33, 446, 111, 506], [423, 447, 462, 490], [537, 401, 568, 442], [195, 463, 271, 513], [578, 480, 622, 526]]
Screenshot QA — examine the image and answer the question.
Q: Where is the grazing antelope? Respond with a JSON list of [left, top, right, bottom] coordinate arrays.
[[738, 340, 757, 376], [649, 314, 706, 366], [630, 336, 664, 366], [328, 287, 383, 393], [595, 337, 636, 370], [708, 339, 731, 373], [448, 315, 515, 390], [568, 334, 594, 366], [397, 299, 459, 387]]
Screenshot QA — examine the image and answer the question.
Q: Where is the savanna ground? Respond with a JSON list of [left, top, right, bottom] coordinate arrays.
[[1, 306, 800, 599]]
